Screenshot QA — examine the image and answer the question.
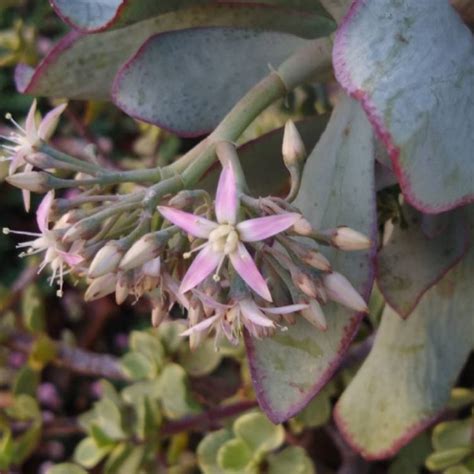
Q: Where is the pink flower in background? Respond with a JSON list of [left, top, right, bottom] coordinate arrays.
[[181, 291, 308, 346], [1, 100, 67, 211], [3, 191, 82, 296], [159, 162, 301, 301]]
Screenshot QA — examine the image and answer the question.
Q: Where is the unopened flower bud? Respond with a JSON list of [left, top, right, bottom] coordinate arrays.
[[142, 257, 161, 278], [292, 217, 312, 236], [84, 273, 117, 302], [285, 239, 331, 272], [282, 120, 306, 167], [63, 219, 100, 243], [6, 171, 50, 193], [120, 232, 167, 271], [291, 268, 318, 299], [89, 241, 125, 278], [326, 226, 371, 251], [167, 190, 204, 210], [25, 152, 56, 170], [115, 272, 131, 305], [301, 299, 327, 331], [323, 272, 368, 312], [151, 301, 167, 328]]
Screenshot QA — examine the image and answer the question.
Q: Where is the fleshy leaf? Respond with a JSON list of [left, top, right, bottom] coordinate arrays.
[[334, 0, 474, 212], [246, 94, 376, 422], [17, 6, 333, 101], [50, 0, 211, 32], [378, 205, 468, 318], [233, 412, 285, 454], [113, 27, 307, 136], [334, 228, 474, 459]]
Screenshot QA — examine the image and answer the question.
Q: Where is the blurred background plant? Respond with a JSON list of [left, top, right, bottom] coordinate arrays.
[[0, 1, 472, 473]]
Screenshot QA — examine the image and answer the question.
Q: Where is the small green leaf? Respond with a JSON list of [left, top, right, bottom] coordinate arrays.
[[103, 443, 130, 474], [12, 422, 41, 464], [120, 351, 156, 380], [100, 380, 122, 406], [217, 438, 255, 472], [12, 366, 39, 397], [6, 395, 40, 421], [425, 447, 472, 471], [47, 463, 88, 474], [134, 397, 162, 440], [268, 446, 315, 474], [129, 330, 165, 368], [21, 285, 45, 333], [197, 429, 233, 473], [90, 424, 115, 448], [28, 335, 57, 370], [433, 419, 473, 452], [158, 321, 185, 354], [447, 388, 474, 411], [158, 363, 201, 419], [388, 433, 431, 474], [294, 386, 333, 428], [178, 337, 222, 376], [121, 379, 161, 405], [233, 412, 285, 454], [74, 436, 112, 469], [111, 445, 145, 474], [445, 466, 472, 474], [0, 430, 13, 470], [95, 398, 126, 440]]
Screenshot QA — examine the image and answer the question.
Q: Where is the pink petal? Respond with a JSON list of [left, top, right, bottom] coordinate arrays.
[[262, 303, 309, 315], [215, 162, 238, 225], [9, 149, 27, 175], [38, 102, 67, 140], [239, 299, 275, 327], [180, 244, 221, 294], [25, 99, 37, 141], [58, 250, 83, 266], [36, 190, 54, 233], [158, 206, 217, 239], [22, 189, 31, 213], [193, 289, 231, 310], [237, 213, 301, 242], [180, 313, 221, 337], [229, 242, 272, 302]]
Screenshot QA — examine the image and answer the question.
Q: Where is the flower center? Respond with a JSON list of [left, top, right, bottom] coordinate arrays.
[[208, 224, 239, 255]]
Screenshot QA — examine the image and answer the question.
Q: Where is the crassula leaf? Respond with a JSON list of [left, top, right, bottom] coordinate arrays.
[[50, 0, 212, 32], [335, 219, 474, 459], [16, 5, 333, 102], [113, 27, 308, 136], [378, 205, 469, 318], [334, 0, 474, 212], [246, 94, 376, 422]]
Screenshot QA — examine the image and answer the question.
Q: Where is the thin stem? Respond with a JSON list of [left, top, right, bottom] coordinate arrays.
[[40, 143, 103, 174]]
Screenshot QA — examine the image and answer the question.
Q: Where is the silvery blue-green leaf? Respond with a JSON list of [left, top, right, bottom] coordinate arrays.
[[335, 224, 474, 459], [334, 0, 474, 212], [246, 94, 376, 422], [16, 5, 333, 103], [50, 0, 212, 32], [378, 205, 468, 318], [113, 28, 308, 136]]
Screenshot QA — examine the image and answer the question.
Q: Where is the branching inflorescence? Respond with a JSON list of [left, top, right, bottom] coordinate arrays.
[[2, 94, 370, 349]]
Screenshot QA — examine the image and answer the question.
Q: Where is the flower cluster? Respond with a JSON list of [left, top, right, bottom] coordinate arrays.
[[2, 101, 371, 348]]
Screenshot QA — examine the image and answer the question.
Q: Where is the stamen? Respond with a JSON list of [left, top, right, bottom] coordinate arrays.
[[212, 255, 226, 282], [182, 242, 208, 259], [4, 228, 41, 237], [5, 113, 25, 133]]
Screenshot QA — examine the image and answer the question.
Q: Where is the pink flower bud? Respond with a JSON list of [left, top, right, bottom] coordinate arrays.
[[89, 241, 125, 278]]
